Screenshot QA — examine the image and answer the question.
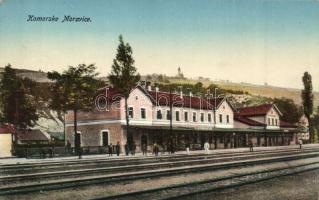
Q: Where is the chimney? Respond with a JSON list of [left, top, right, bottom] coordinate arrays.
[[139, 80, 146, 88], [146, 81, 151, 91]]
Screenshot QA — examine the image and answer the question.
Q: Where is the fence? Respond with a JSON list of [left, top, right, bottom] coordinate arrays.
[[14, 146, 110, 158]]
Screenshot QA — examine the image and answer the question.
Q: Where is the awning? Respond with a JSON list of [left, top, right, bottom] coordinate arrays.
[[128, 125, 297, 134]]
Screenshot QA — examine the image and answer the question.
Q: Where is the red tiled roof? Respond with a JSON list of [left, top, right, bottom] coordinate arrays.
[[97, 86, 122, 103], [16, 129, 49, 141], [234, 115, 266, 127], [101, 85, 233, 111], [207, 97, 225, 109], [0, 125, 15, 134], [237, 104, 274, 116], [146, 90, 213, 110], [280, 120, 298, 128]]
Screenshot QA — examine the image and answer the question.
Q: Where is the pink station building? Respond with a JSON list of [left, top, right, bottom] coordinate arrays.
[[65, 85, 308, 153]]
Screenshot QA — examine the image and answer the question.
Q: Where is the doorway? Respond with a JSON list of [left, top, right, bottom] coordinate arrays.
[[102, 131, 109, 146]]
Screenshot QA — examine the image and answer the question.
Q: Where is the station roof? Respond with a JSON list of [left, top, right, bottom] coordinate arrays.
[[129, 125, 299, 134], [234, 115, 266, 127], [16, 129, 49, 141], [236, 104, 282, 117]]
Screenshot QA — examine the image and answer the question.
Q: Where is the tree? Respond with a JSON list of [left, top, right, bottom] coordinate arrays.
[[48, 64, 102, 157], [108, 35, 140, 151], [273, 98, 303, 124], [311, 106, 319, 142], [0, 64, 38, 129], [301, 71, 314, 142]]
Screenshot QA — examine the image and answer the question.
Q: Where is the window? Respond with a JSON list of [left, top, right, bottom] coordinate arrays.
[[272, 118, 274, 126], [176, 111, 180, 121], [219, 114, 222, 123], [275, 119, 278, 126], [184, 112, 188, 121], [166, 110, 171, 120], [141, 108, 146, 119], [226, 115, 229, 123], [208, 113, 212, 122], [157, 110, 162, 119], [128, 107, 133, 118], [268, 118, 271, 125], [193, 112, 197, 122], [200, 113, 204, 122]]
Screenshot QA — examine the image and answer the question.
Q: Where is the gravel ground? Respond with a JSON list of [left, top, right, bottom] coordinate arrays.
[[183, 168, 319, 200], [3, 157, 319, 200], [2, 144, 318, 165]]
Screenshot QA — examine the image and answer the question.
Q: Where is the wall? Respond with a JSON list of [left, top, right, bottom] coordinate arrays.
[[152, 105, 215, 129], [0, 134, 12, 157], [266, 107, 280, 129], [65, 123, 124, 150], [233, 120, 251, 129], [215, 100, 234, 128], [120, 88, 153, 126]]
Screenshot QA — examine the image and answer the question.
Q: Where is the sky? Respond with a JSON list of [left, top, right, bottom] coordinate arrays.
[[0, 0, 318, 90]]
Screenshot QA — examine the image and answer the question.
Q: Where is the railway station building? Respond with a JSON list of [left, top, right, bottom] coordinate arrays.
[[65, 85, 307, 153]]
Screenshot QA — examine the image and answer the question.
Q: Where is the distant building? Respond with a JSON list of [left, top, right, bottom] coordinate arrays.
[[176, 67, 184, 79], [0, 125, 15, 157]]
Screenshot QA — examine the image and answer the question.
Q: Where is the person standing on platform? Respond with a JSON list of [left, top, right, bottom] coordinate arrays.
[[116, 141, 120, 156], [108, 143, 113, 156], [249, 139, 254, 152], [204, 141, 210, 154], [299, 139, 303, 149], [186, 144, 190, 155], [132, 142, 136, 156], [125, 143, 129, 156], [66, 140, 71, 154], [154, 143, 159, 156], [142, 143, 147, 156]]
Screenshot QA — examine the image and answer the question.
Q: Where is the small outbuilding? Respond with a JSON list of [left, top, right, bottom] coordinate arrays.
[[16, 129, 50, 145], [0, 125, 15, 157]]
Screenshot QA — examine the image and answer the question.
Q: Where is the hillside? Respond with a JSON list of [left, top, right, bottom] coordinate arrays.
[[1, 67, 318, 107], [143, 76, 319, 107]]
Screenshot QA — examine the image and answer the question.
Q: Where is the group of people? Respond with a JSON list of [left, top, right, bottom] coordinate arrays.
[[66, 138, 305, 159], [108, 142, 160, 156], [107, 141, 121, 156]]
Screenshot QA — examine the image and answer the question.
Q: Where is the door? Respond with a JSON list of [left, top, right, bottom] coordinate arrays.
[[102, 131, 109, 146]]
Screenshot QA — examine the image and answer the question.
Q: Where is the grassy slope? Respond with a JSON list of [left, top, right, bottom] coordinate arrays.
[[163, 78, 319, 107]]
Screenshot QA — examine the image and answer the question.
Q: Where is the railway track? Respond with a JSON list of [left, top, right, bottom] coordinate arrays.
[[0, 148, 318, 184], [94, 161, 319, 200], [1, 147, 317, 175], [0, 150, 319, 196], [1, 146, 314, 170]]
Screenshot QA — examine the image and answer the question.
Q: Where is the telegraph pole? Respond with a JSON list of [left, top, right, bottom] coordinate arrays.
[[169, 85, 174, 153]]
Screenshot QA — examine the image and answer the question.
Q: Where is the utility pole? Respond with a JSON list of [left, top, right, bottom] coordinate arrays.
[[169, 85, 174, 153], [213, 88, 218, 149], [214, 88, 218, 128]]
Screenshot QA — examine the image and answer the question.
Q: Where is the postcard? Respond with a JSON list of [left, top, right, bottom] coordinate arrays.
[[0, 0, 318, 199]]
